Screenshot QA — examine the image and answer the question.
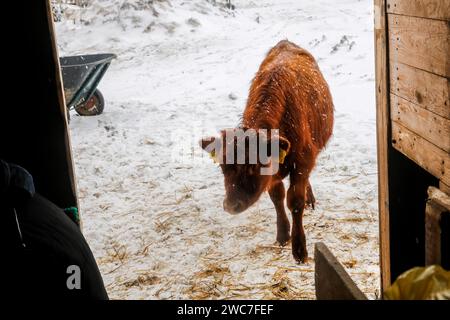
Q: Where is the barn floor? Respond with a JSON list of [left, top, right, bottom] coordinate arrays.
[[56, 0, 380, 299]]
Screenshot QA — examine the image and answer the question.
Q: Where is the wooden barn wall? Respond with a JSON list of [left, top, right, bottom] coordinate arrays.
[[376, 0, 448, 293], [387, 0, 450, 191]]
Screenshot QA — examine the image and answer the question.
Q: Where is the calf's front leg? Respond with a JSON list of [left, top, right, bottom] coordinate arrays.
[[268, 180, 290, 246], [306, 180, 315, 210], [287, 176, 308, 263]]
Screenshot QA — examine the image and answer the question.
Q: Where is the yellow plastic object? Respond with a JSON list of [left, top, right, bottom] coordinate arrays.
[[210, 150, 218, 163], [384, 265, 450, 300], [279, 149, 288, 164]]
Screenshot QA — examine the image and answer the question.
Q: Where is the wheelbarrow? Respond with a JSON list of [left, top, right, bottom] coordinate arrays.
[[60, 53, 116, 116]]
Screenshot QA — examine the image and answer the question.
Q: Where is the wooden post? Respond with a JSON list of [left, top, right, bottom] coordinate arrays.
[[425, 187, 450, 266], [374, 0, 392, 293]]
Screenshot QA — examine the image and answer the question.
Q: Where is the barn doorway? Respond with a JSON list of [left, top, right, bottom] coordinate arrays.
[[54, 0, 380, 299]]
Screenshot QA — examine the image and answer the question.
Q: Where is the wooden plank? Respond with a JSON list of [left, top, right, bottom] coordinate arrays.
[[429, 186, 450, 210], [440, 180, 450, 194], [387, 0, 450, 20], [390, 62, 450, 119], [390, 94, 450, 152], [392, 121, 450, 186], [375, 0, 392, 293], [425, 188, 443, 266], [45, 0, 80, 222], [388, 14, 450, 78], [314, 243, 368, 300]]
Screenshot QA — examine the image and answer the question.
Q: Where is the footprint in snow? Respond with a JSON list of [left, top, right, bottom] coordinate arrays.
[[331, 35, 356, 54]]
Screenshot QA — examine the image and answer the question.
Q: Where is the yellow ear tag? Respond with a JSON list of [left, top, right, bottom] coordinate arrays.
[[279, 149, 288, 164], [210, 150, 218, 163]]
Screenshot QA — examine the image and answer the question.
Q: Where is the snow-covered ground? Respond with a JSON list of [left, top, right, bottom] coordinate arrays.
[[56, 0, 380, 299]]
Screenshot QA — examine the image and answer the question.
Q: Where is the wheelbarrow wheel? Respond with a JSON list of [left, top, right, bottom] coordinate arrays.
[[75, 89, 105, 116]]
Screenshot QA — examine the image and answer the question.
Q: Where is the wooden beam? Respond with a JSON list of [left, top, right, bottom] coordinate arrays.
[[391, 121, 450, 186], [390, 62, 450, 120], [388, 14, 450, 78], [387, 0, 450, 21], [375, 0, 392, 293], [314, 243, 368, 300], [390, 93, 450, 153]]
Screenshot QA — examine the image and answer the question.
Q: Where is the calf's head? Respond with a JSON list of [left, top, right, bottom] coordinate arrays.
[[200, 128, 290, 214]]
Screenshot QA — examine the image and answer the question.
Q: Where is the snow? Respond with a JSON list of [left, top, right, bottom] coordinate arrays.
[[56, 0, 380, 299]]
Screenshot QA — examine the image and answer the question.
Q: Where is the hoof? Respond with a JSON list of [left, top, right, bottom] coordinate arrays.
[[276, 233, 290, 247], [292, 244, 308, 263]]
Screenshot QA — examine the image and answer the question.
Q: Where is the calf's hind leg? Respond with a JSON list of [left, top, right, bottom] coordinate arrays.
[[268, 180, 290, 246]]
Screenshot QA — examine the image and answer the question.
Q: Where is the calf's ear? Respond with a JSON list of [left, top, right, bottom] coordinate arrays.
[[267, 135, 291, 164], [199, 136, 220, 163], [199, 136, 216, 151], [278, 136, 291, 154], [278, 136, 291, 164]]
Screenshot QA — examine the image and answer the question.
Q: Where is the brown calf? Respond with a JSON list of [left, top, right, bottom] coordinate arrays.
[[201, 40, 334, 263]]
